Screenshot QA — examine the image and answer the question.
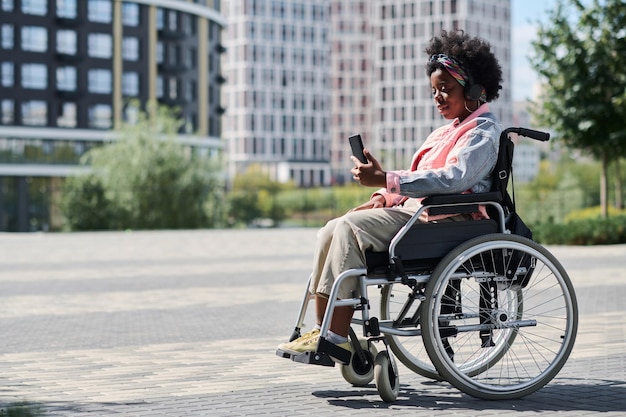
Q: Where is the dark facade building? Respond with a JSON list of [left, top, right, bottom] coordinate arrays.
[[0, 0, 225, 231]]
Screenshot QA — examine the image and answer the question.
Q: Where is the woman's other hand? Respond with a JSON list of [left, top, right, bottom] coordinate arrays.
[[349, 194, 385, 212]]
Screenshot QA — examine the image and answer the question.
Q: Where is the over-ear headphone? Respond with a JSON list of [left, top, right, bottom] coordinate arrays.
[[466, 83, 484, 101], [464, 69, 484, 101]]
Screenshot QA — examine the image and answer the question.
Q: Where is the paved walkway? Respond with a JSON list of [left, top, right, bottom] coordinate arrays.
[[0, 229, 625, 416]]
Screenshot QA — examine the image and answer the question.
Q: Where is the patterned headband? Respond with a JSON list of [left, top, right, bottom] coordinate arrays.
[[430, 54, 487, 102]]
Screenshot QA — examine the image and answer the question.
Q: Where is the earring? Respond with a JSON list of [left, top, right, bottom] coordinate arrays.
[[464, 100, 480, 113]]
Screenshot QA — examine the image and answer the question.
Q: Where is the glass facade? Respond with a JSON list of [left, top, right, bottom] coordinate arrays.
[[0, 0, 226, 232], [0, 137, 100, 165]]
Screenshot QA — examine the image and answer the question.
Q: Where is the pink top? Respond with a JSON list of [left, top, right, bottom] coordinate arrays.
[[373, 104, 501, 221]]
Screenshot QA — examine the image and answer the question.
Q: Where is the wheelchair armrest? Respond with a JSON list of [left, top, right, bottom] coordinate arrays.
[[422, 191, 502, 206], [422, 192, 503, 216]]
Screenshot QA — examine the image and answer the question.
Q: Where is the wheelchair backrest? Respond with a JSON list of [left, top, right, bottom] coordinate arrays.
[[492, 127, 551, 215]]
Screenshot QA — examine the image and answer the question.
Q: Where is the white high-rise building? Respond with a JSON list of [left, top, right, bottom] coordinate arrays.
[[331, 0, 512, 177], [223, 0, 512, 186], [221, 0, 331, 187]]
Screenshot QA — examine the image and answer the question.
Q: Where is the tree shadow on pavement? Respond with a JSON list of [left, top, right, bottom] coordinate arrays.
[[313, 377, 626, 412]]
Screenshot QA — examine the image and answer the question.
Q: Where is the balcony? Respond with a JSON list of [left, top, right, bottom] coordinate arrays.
[[158, 63, 189, 74], [56, 89, 83, 99], [55, 16, 83, 27], [55, 53, 84, 64], [158, 29, 187, 40]]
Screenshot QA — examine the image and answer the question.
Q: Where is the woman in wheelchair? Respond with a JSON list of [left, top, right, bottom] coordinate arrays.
[[278, 29, 504, 355]]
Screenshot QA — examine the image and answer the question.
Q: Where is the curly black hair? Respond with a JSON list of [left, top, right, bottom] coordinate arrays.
[[425, 30, 503, 102]]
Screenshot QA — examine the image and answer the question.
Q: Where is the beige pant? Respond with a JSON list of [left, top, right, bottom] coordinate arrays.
[[309, 206, 470, 299]]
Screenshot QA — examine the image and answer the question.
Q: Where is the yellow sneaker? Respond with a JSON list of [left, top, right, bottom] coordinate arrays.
[[279, 331, 350, 356], [277, 329, 320, 353]]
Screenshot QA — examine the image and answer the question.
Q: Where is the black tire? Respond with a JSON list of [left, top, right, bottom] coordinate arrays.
[[374, 351, 399, 403], [422, 234, 578, 400], [340, 340, 378, 386]]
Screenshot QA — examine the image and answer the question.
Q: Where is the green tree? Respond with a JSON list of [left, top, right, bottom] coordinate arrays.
[[227, 164, 293, 227], [529, 0, 626, 217], [62, 103, 223, 230], [61, 173, 112, 230]]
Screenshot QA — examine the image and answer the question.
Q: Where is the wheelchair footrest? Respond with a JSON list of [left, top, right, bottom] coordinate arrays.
[[274, 337, 352, 367], [275, 348, 336, 367]]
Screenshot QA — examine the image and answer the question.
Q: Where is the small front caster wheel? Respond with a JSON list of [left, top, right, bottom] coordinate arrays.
[[374, 351, 399, 403], [340, 340, 378, 386]]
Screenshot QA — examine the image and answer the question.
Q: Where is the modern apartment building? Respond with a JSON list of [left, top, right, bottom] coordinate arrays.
[[0, 0, 225, 232], [223, 1, 512, 186], [221, 0, 331, 187], [331, 0, 513, 178]]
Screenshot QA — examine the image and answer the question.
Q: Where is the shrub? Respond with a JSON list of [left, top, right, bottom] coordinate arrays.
[[60, 173, 112, 231], [564, 206, 626, 222], [0, 402, 43, 416], [531, 214, 626, 245], [61, 104, 223, 231]]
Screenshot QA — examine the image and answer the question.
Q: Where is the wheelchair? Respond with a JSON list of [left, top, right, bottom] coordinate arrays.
[[276, 127, 578, 403]]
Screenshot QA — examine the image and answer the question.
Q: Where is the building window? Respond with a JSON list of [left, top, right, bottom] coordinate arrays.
[[89, 104, 112, 129], [1, 24, 13, 49], [88, 33, 112, 58], [73, 141, 85, 155], [22, 100, 47, 126], [21, 26, 47, 52], [22, 63, 47, 89], [124, 105, 139, 124], [56, 66, 76, 91], [156, 41, 164, 64], [57, 0, 77, 18], [168, 10, 178, 31], [1, 62, 13, 87], [88, 69, 111, 93], [156, 8, 164, 30], [1, 0, 13, 12], [184, 47, 196, 68], [181, 13, 195, 35], [57, 102, 76, 127], [156, 76, 163, 98], [168, 44, 181, 65], [122, 37, 139, 61], [121, 2, 139, 26], [57, 30, 76, 55], [185, 80, 196, 102], [122, 72, 139, 96], [1, 99, 14, 124], [183, 114, 195, 134], [88, 0, 111, 23], [22, 0, 46, 15], [168, 78, 178, 99]]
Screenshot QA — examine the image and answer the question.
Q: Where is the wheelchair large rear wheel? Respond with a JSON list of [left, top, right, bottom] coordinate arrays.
[[380, 284, 439, 380], [422, 234, 578, 400]]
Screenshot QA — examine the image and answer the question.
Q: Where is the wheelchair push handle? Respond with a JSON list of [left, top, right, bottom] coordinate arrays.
[[504, 127, 550, 142]]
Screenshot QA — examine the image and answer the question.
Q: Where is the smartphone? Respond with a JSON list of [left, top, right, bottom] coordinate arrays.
[[349, 134, 367, 164]]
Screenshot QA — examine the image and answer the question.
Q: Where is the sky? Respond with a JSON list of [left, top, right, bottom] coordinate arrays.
[[511, 0, 558, 101]]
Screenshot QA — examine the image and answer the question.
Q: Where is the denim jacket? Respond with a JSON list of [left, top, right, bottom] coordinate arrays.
[[374, 103, 502, 219]]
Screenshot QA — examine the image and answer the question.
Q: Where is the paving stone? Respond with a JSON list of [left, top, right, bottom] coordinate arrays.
[[0, 230, 625, 416]]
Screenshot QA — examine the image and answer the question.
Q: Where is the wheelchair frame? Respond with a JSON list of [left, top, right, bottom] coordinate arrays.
[[276, 127, 578, 402]]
